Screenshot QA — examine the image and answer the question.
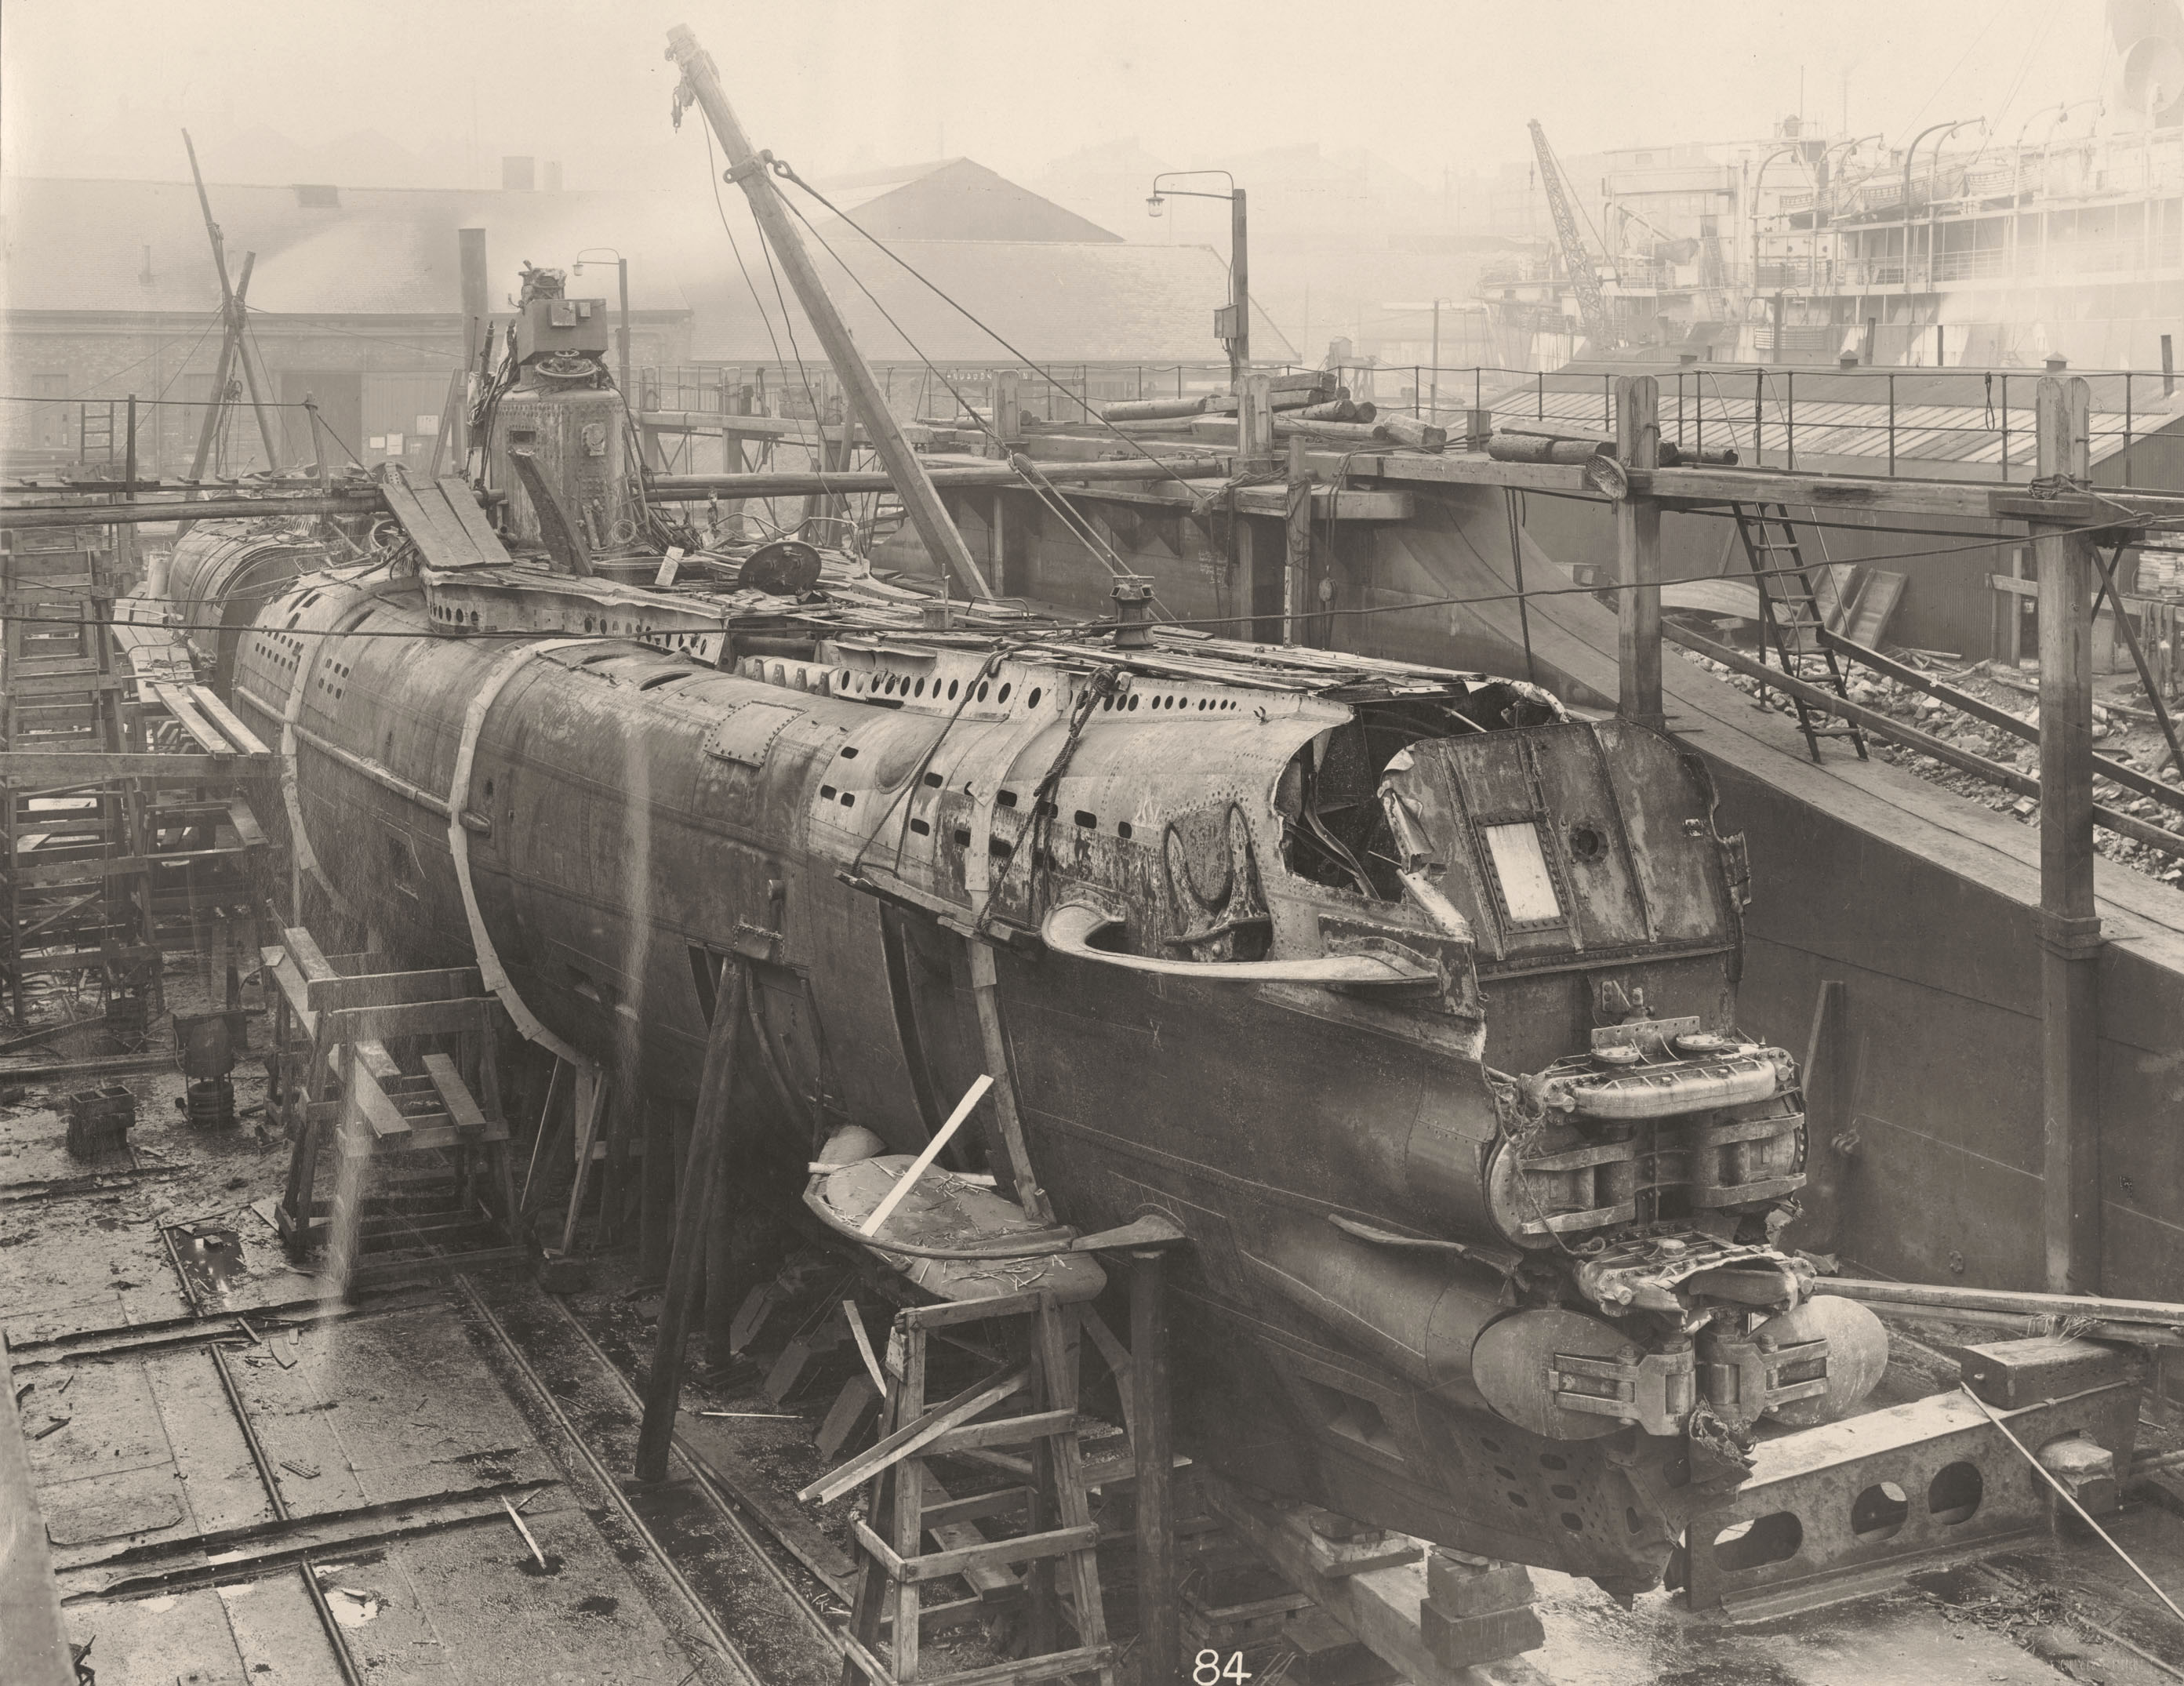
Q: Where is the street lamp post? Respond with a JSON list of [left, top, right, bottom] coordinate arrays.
[[1149, 172, 1248, 387], [573, 247, 633, 402], [1430, 298, 1453, 420]]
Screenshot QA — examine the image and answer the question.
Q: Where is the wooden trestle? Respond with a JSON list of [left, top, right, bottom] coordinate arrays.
[[828, 1288, 1118, 1686], [266, 924, 520, 1284]]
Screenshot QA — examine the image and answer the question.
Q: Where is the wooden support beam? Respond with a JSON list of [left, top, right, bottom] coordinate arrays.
[[1205, 1478, 1548, 1686], [634, 957, 747, 1482], [1284, 435, 1312, 646], [1615, 375, 1663, 728], [0, 496, 377, 531], [0, 751, 271, 783], [1237, 372, 1276, 471], [304, 966, 485, 1016], [2035, 375, 2103, 1296], [850, 1515, 1099, 1586], [318, 997, 492, 1045], [992, 369, 1023, 453], [800, 1364, 1032, 1506], [1132, 1249, 1179, 1686], [965, 939, 1053, 1225]]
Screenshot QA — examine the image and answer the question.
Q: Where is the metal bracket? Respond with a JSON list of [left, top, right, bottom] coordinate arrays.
[[1550, 1343, 1695, 1437], [1698, 1327, 1830, 1432]]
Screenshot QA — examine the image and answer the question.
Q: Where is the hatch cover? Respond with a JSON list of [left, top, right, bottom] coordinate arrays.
[[703, 702, 802, 767]]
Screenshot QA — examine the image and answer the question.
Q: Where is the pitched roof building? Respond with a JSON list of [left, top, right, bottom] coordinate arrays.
[[0, 156, 1277, 475]]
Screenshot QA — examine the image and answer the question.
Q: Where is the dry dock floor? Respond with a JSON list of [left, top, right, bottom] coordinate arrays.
[[9, 966, 2184, 1685]]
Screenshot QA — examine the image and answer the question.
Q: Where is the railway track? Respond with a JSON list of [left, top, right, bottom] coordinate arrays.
[[453, 1270, 849, 1681]]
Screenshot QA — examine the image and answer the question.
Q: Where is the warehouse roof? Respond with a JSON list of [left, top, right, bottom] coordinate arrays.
[[1, 166, 1247, 365]]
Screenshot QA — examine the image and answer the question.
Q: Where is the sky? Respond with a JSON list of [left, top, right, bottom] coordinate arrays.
[[0, 0, 2130, 198]]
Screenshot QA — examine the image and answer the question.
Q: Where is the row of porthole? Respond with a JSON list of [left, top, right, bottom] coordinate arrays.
[[840, 668, 1041, 711], [757, 661, 1233, 720], [1099, 692, 1238, 714]]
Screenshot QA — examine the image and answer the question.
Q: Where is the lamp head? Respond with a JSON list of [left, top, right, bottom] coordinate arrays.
[[1147, 193, 1165, 218]]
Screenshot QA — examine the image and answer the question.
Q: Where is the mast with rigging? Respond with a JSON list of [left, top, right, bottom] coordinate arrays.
[[664, 24, 994, 598]]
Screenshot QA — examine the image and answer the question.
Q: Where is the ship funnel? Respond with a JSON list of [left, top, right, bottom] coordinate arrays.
[[2111, 0, 2184, 124]]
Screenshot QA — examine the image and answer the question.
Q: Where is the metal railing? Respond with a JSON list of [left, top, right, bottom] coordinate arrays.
[[1369, 360, 2184, 486], [627, 359, 2184, 485], [641, 362, 1277, 427]]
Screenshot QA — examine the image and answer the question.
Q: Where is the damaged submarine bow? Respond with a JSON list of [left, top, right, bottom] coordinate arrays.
[[162, 21, 1890, 1596]]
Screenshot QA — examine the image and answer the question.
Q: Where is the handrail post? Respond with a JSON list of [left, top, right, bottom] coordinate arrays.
[[2124, 372, 2134, 487], [1614, 374, 1663, 729], [1888, 372, 1897, 475], [2033, 373, 2102, 1295]]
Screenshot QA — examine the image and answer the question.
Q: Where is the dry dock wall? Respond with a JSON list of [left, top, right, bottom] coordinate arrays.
[[921, 481, 2184, 1296]]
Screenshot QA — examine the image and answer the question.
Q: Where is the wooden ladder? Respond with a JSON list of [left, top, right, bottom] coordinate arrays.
[[834, 1288, 1117, 1686], [265, 925, 518, 1281], [1729, 501, 1870, 764]]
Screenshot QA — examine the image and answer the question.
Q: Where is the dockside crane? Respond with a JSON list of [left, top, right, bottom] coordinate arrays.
[[1528, 118, 1616, 351]]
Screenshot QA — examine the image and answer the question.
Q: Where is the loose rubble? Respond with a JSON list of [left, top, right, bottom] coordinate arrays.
[[1676, 642, 2184, 890]]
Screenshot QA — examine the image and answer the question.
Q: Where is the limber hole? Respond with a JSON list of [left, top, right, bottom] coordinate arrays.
[[1851, 1481, 1909, 1543], [1711, 1511, 1802, 1572], [1928, 1463, 1982, 1526]]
